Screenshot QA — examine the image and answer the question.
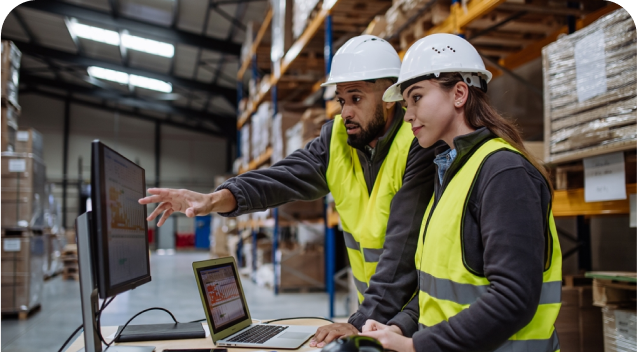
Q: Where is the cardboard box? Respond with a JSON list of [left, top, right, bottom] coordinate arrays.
[[1, 104, 17, 152], [15, 129, 43, 158], [301, 108, 326, 141], [278, 247, 324, 290], [1, 234, 44, 313], [556, 286, 604, 352], [602, 306, 637, 352], [278, 199, 324, 220], [1, 152, 47, 228]]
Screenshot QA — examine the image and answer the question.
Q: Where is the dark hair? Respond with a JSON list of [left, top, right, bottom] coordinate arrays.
[[434, 73, 553, 191]]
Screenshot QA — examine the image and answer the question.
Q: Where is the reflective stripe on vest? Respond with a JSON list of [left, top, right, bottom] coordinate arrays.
[[326, 115, 413, 302], [415, 138, 563, 351]]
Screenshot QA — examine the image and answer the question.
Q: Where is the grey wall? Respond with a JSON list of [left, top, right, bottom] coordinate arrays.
[[18, 93, 228, 229]]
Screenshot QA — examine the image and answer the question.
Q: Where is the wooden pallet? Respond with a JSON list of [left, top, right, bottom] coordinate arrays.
[[1, 303, 41, 320], [63, 265, 79, 281], [586, 272, 637, 307]]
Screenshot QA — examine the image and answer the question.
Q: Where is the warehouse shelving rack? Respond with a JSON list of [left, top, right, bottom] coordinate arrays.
[[232, 0, 631, 318], [234, 0, 394, 318]]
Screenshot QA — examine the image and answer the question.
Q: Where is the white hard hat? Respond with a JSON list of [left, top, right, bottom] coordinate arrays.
[[321, 35, 401, 87], [383, 33, 493, 102]]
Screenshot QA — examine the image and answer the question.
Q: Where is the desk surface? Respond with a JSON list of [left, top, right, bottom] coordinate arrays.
[[66, 318, 330, 352]]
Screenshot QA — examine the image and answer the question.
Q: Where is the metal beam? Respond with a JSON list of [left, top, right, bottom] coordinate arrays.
[[18, 0, 241, 56], [62, 95, 71, 229], [22, 87, 228, 137], [6, 39, 237, 104], [20, 73, 236, 136]]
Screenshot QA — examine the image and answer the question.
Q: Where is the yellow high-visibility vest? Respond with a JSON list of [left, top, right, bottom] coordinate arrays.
[[326, 114, 413, 302], [416, 138, 562, 351]]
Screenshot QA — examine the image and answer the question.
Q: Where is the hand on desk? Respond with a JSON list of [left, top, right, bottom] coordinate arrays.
[[309, 323, 359, 348], [139, 188, 237, 226], [360, 320, 414, 352]]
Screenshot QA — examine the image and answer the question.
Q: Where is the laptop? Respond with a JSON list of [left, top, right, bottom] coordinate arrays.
[[192, 257, 317, 349]]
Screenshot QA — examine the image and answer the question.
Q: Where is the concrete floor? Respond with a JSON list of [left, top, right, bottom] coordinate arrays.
[[1, 251, 346, 352]]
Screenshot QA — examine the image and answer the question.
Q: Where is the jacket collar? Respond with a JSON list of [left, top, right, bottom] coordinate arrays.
[[434, 127, 496, 187]]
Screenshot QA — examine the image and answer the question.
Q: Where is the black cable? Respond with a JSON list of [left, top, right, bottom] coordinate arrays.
[[263, 317, 335, 325], [188, 318, 207, 323], [104, 307, 180, 351], [57, 324, 83, 352], [96, 296, 116, 346], [57, 296, 114, 352]]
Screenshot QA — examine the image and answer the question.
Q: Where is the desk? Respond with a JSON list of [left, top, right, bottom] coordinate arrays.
[[65, 319, 329, 352]]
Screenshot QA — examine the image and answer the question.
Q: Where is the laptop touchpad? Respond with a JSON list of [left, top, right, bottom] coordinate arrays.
[[278, 332, 309, 339]]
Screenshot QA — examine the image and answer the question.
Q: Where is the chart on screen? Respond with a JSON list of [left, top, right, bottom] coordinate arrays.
[[202, 266, 245, 328], [104, 148, 148, 286]]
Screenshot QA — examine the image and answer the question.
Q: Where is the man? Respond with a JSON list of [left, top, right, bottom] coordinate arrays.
[[139, 35, 438, 347]]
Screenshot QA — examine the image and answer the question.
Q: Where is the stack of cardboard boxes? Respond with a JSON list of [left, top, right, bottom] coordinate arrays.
[[1, 230, 45, 318], [1, 40, 53, 318]]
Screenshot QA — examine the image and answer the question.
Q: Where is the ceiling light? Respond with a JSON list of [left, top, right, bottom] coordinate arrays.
[[121, 33, 175, 58], [68, 20, 120, 46], [67, 19, 174, 58], [87, 66, 129, 85], [87, 66, 173, 93], [130, 75, 172, 93]]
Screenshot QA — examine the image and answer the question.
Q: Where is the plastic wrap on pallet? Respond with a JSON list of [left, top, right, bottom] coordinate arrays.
[[271, 110, 303, 164], [1, 40, 21, 110], [251, 102, 271, 160], [271, 0, 294, 74], [241, 21, 257, 65], [285, 121, 303, 157], [542, 8, 636, 163], [292, 0, 320, 39], [384, 3, 408, 38], [240, 123, 250, 170], [1, 104, 18, 152], [602, 307, 637, 352]]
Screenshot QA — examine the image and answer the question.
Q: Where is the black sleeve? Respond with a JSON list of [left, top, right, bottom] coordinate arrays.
[[412, 152, 550, 352], [387, 292, 420, 337], [216, 121, 333, 217], [348, 139, 439, 330]]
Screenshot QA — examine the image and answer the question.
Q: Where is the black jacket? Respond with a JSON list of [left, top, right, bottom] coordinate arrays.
[[217, 106, 439, 329], [388, 127, 552, 352]]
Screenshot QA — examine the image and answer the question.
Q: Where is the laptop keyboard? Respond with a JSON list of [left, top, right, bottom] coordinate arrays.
[[227, 325, 289, 344]]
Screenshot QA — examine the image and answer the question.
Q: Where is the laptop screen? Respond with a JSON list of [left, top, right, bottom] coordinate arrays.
[[196, 263, 249, 332]]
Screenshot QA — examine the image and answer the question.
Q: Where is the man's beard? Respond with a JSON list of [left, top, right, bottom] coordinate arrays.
[[346, 103, 386, 150]]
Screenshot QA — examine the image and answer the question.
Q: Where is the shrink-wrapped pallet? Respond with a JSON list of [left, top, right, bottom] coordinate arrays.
[[542, 9, 636, 164]]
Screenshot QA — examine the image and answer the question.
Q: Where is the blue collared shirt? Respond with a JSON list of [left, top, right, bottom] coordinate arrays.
[[433, 148, 457, 185]]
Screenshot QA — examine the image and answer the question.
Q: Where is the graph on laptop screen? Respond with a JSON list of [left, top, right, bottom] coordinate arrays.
[[200, 264, 247, 329], [104, 148, 148, 287]]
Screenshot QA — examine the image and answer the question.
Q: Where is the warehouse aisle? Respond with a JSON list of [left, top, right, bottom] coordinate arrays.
[[1, 251, 341, 352]]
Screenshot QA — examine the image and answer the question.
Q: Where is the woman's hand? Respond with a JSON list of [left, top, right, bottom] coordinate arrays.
[[360, 320, 414, 352]]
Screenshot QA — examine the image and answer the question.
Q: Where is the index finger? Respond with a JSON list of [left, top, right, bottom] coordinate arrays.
[[139, 194, 168, 205]]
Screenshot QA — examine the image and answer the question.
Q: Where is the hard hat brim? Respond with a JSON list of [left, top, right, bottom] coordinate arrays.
[[382, 82, 403, 102]]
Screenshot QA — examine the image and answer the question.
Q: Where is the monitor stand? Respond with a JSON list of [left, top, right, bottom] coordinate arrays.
[[76, 212, 155, 352]]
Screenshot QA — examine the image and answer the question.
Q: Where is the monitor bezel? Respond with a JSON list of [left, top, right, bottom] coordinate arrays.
[[192, 257, 252, 343], [91, 140, 152, 299]]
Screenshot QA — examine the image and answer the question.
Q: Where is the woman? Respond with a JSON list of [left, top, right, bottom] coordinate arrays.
[[360, 34, 562, 352]]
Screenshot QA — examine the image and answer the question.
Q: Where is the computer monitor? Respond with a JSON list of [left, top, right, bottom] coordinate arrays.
[[76, 140, 153, 352], [90, 140, 151, 298]]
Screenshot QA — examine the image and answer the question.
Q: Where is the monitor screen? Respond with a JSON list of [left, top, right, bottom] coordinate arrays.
[[197, 264, 249, 332], [91, 141, 151, 298]]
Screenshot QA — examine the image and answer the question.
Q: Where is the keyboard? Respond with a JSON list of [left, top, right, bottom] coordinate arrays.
[[227, 325, 289, 344]]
